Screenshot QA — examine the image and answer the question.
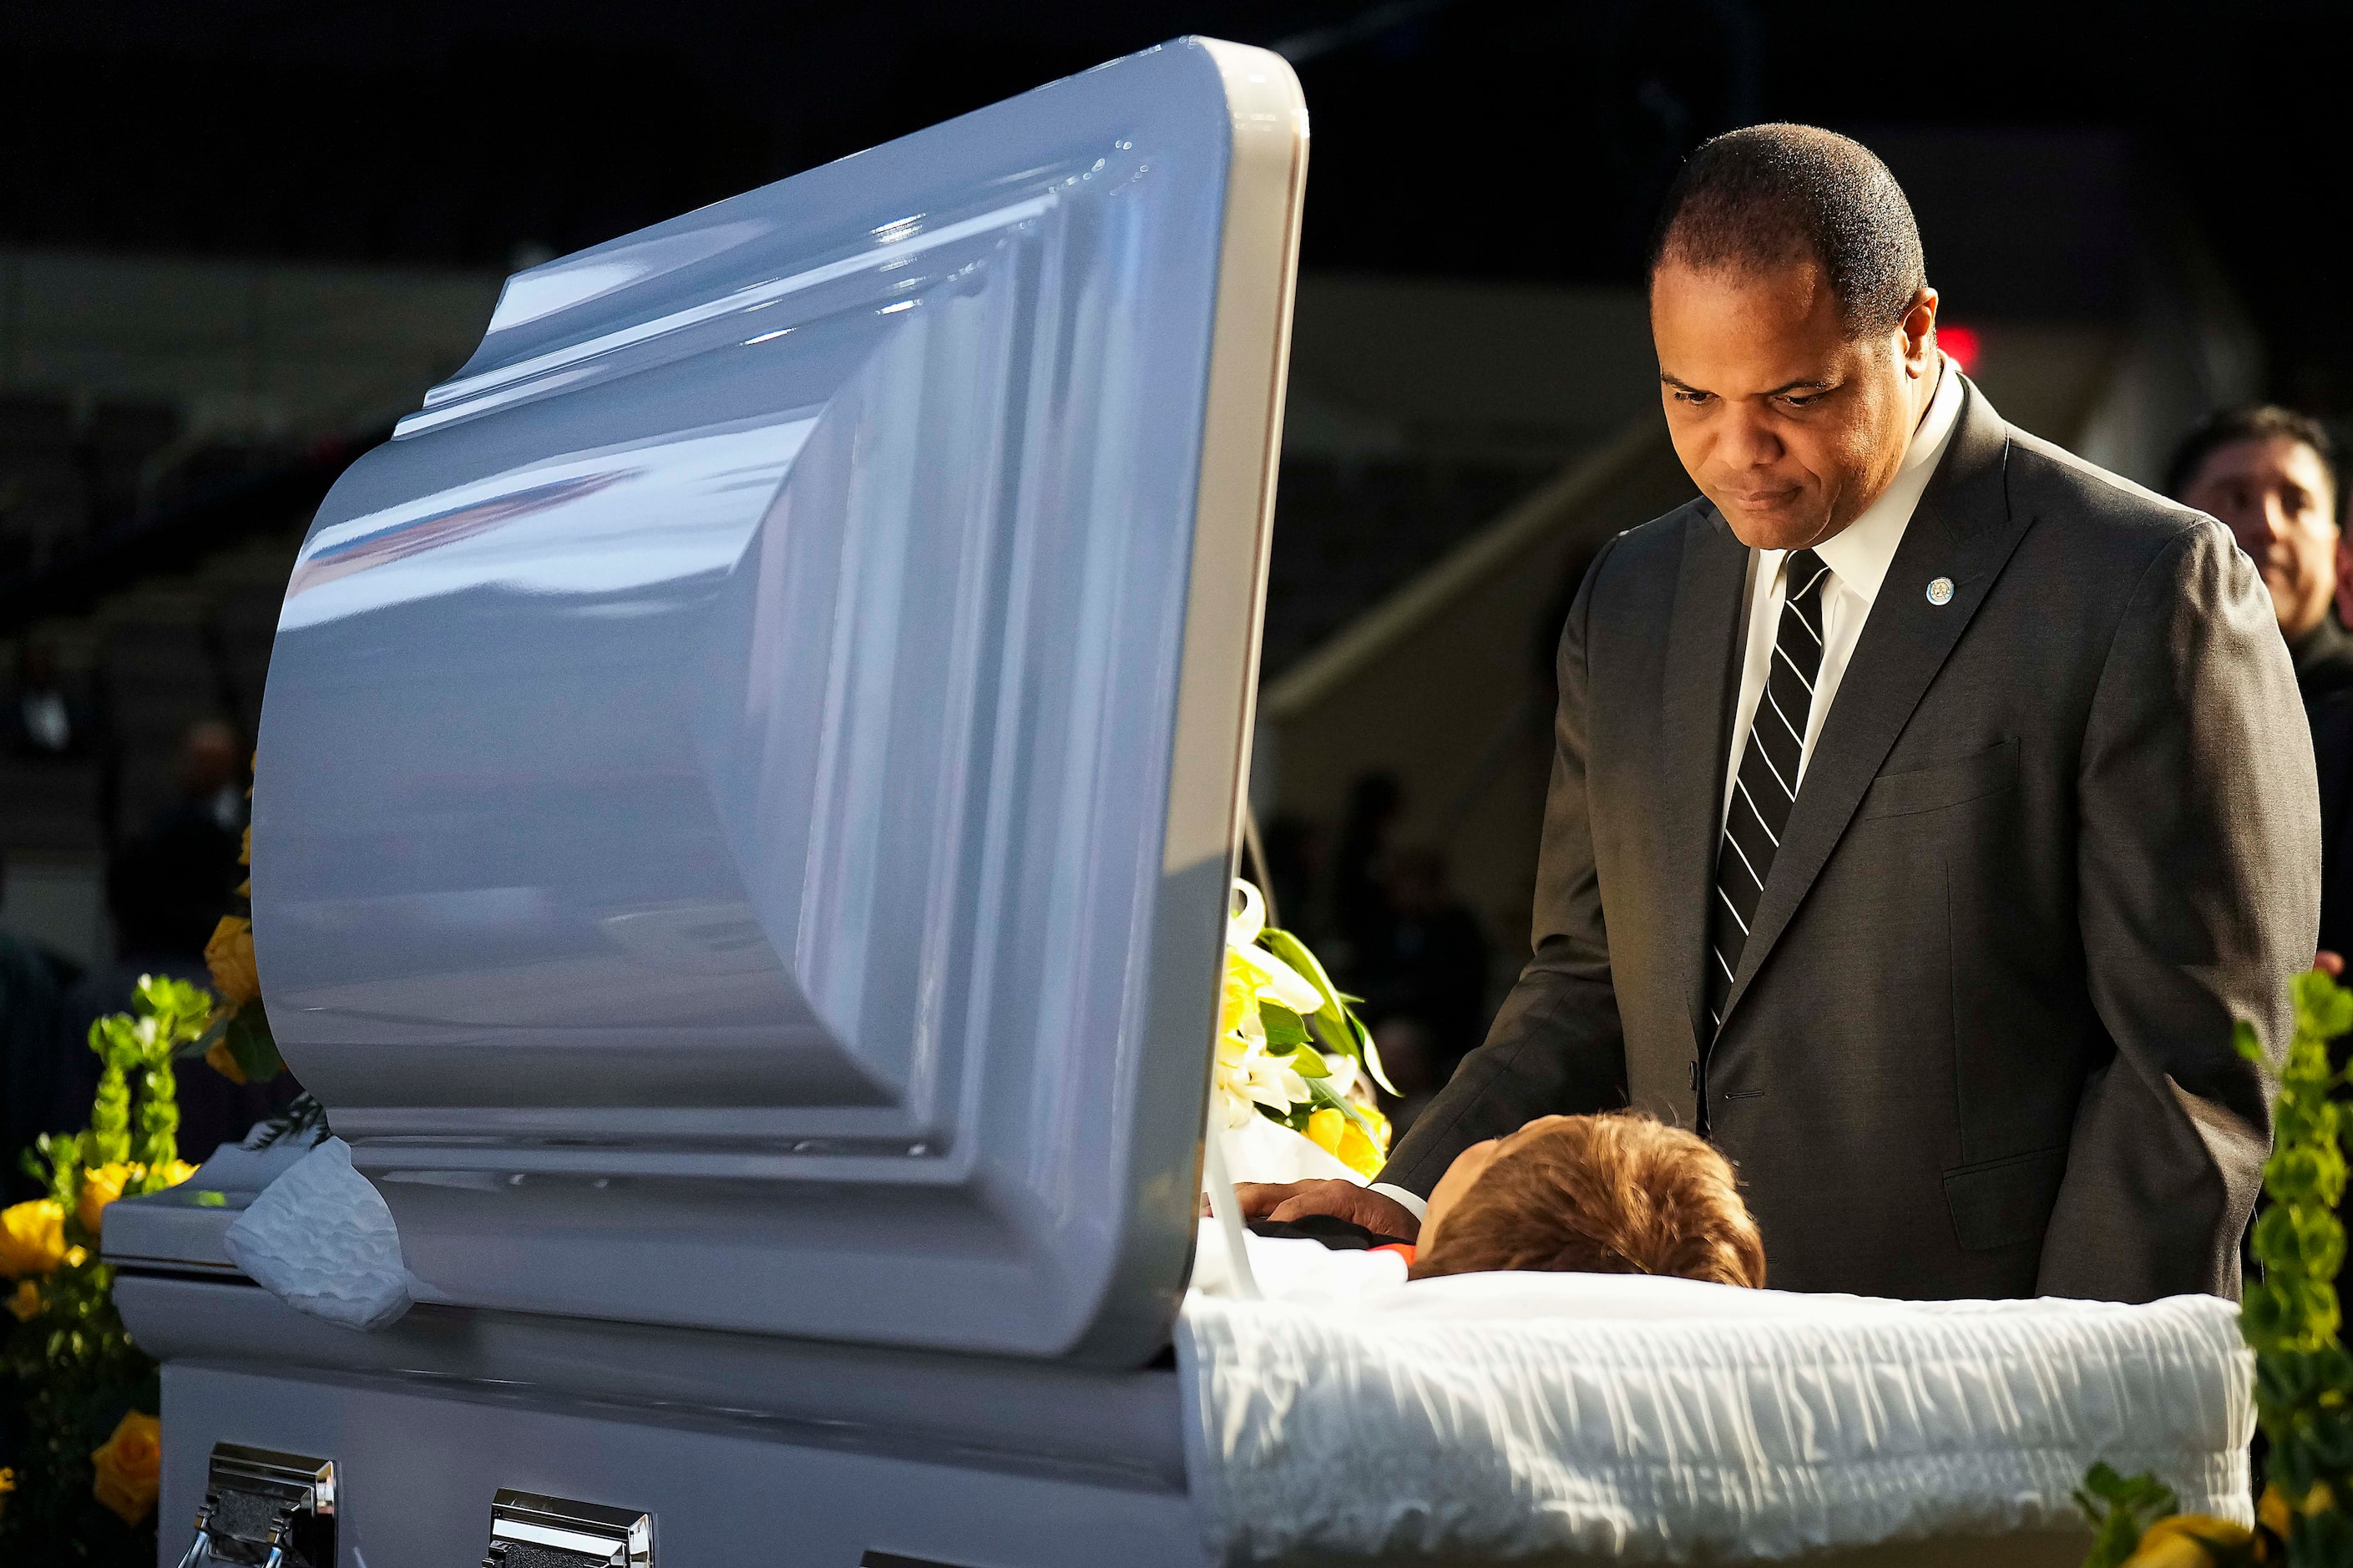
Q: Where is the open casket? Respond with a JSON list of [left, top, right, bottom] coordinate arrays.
[[103, 37, 2250, 1567]]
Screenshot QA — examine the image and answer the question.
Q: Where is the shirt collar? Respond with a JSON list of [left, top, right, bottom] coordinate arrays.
[[1804, 356, 1964, 607]]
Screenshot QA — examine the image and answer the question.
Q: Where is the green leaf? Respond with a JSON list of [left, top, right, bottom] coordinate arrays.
[[1260, 1004, 1312, 1050], [1260, 928, 1343, 1017], [1290, 1046, 1331, 1078], [223, 1000, 286, 1085], [184, 1012, 231, 1058], [2295, 970, 2353, 1042], [2072, 1463, 2178, 1568], [1355, 1014, 1400, 1096], [194, 1191, 227, 1207], [1263, 926, 1403, 1097], [1305, 1075, 1381, 1142], [2244, 1283, 2294, 1354]]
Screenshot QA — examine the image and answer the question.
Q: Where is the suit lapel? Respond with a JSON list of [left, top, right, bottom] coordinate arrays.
[[1657, 506, 1750, 1052], [1718, 377, 2029, 1028]]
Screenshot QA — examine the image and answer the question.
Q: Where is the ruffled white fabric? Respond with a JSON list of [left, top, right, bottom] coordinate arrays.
[[224, 1137, 415, 1333], [1177, 1232, 2252, 1563]]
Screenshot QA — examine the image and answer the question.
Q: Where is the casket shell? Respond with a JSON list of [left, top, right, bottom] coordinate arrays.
[[249, 38, 1306, 1365]]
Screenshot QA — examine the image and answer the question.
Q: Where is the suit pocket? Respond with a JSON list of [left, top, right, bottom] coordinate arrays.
[[1859, 737, 2019, 820], [1943, 1145, 2066, 1252]]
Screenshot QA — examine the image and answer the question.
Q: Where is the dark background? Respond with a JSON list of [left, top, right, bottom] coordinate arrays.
[[4, 0, 2346, 407]]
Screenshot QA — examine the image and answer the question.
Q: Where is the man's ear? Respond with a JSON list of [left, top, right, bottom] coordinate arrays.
[[1905, 286, 1941, 376]]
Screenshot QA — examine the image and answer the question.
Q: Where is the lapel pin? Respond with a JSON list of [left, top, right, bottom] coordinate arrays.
[[1925, 577, 1955, 606]]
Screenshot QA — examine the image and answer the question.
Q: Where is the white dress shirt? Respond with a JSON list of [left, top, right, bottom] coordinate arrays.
[[1719, 358, 1962, 827], [1371, 360, 1963, 1228]]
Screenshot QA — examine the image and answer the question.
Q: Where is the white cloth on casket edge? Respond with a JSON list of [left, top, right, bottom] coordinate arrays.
[[224, 1136, 416, 1333], [1176, 1227, 2254, 1563]]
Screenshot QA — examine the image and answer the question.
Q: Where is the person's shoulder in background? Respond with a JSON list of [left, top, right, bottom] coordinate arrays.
[[2290, 610, 2353, 708], [2311, 689, 2353, 959]]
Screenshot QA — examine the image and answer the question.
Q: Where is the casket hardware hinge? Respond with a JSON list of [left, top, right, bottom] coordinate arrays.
[[171, 1443, 336, 1568], [483, 1488, 654, 1568]]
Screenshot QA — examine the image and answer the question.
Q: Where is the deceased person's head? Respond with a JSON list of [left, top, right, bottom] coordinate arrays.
[[1410, 1111, 1765, 1287]]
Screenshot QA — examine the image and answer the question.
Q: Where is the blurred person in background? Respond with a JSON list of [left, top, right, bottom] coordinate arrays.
[[2176, 409, 2353, 961], [1331, 771, 1404, 968], [1370, 1016, 1440, 1136], [2168, 406, 2350, 706], [1354, 845, 1492, 1085], [1327, 775, 1495, 1085], [2315, 693, 2353, 961], [1259, 812, 1325, 948], [3, 635, 97, 759], [154, 716, 250, 841], [2, 857, 66, 1201]]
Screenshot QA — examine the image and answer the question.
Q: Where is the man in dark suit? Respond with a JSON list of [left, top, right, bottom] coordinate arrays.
[[1242, 124, 2316, 1302]]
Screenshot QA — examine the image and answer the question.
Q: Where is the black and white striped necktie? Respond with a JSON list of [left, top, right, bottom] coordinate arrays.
[[1706, 548, 1829, 1033]]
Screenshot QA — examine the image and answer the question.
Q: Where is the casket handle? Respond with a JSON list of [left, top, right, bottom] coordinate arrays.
[[172, 1444, 336, 1568], [483, 1488, 654, 1568]]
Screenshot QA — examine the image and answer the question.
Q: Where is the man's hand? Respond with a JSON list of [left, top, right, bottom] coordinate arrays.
[[1233, 1179, 1420, 1241]]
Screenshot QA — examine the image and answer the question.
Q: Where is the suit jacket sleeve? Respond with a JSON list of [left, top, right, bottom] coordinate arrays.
[[2038, 518, 2317, 1301], [1374, 537, 1632, 1197]]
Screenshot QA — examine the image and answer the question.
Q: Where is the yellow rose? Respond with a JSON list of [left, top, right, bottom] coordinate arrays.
[[206, 914, 260, 1007], [90, 1409, 162, 1525], [2123, 1515, 2255, 1567], [1338, 1121, 1384, 1179], [0, 1200, 68, 1278], [78, 1163, 136, 1238], [1305, 1107, 1346, 1157], [6, 1279, 38, 1322]]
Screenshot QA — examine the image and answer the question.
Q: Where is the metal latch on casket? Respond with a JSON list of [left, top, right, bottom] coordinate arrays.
[[172, 1444, 336, 1568], [482, 1489, 655, 1568]]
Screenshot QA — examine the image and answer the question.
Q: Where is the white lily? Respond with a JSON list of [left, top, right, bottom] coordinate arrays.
[[1212, 1031, 1309, 1127], [1224, 881, 1325, 1016]]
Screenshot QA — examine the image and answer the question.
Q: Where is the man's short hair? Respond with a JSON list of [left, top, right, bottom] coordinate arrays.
[[1410, 1112, 1766, 1287], [2165, 404, 2341, 517], [1647, 124, 1926, 340]]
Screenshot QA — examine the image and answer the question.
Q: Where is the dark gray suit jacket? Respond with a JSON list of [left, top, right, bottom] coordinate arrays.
[[1379, 379, 2320, 1301]]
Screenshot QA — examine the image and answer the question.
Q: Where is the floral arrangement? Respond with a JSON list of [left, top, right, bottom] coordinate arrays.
[[0, 974, 209, 1562], [198, 791, 323, 1147], [1212, 879, 1394, 1179], [2077, 968, 2353, 1566], [3, 761, 317, 1559], [200, 820, 286, 1089]]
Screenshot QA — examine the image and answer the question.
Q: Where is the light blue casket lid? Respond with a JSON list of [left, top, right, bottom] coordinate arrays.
[[249, 38, 1304, 1364]]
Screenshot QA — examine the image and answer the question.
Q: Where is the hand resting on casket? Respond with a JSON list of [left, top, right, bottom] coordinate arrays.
[[1232, 1178, 1422, 1239], [1241, 1111, 1766, 1287]]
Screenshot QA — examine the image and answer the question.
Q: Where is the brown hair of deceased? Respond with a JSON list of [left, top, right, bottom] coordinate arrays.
[[1409, 1113, 1767, 1288]]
